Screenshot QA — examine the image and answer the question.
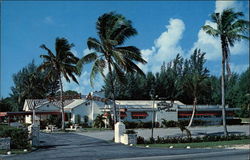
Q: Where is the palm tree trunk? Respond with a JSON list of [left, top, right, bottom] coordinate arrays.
[[188, 97, 197, 128], [59, 75, 65, 130], [221, 54, 228, 136], [107, 61, 117, 124], [221, 38, 228, 136]]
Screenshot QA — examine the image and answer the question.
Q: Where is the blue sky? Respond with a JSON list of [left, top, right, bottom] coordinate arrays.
[[1, 0, 249, 98]]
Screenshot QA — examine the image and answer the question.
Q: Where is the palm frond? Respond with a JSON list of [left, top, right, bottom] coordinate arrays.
[[90, 59, 106, 87], [77, 52, 98, 74], [40, 44, 55, 58], [202, 25, 220, 37], [124, 58, 145, 76], [112, 62, 126, 84], [87, 37, 102, 52], [115, 46, 147, 64]]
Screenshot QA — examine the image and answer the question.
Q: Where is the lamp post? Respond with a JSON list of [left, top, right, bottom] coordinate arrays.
[[150, 89, 158, 139], [116, 102, 121, 122]]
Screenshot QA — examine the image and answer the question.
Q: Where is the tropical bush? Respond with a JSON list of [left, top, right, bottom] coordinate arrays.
[[0, 125, 30, 149], [123, 121, 160, 129], [94, 114, 105, 128], [125, 129, 136, 134], [46, 115, 62, 127], [161, 119, 177, 127], [161, 119, 207, 128]]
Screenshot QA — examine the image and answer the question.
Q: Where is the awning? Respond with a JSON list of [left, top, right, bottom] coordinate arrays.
[[131, 112, 148, 117], [120, 112, 127, 117], [103, 112, 127, 117]]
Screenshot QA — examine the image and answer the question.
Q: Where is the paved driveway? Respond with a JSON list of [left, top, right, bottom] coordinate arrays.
[[76, 125, 250, 141], [1, 132, 249, 160]]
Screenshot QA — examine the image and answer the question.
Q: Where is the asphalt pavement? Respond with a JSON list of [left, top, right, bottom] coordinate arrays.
[[1, 132, 249, 160]]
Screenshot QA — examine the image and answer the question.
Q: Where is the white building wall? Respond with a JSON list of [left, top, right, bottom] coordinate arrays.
[[156, 111, 178, 124], [70, 103, 92, 125]]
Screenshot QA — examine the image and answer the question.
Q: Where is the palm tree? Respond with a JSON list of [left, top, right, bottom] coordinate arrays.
[[77, 12, 147, 123], [202, 8, 249, 136], [94, 114, 105, 129], [184, 49, 209, 128], [38, 37, 79, 130]]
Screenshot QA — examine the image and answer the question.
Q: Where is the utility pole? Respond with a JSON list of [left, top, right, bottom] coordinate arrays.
[[150, 89, 158, 140]]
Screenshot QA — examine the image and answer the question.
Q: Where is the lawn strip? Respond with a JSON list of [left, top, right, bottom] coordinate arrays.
[[136, 139, 250, 148]]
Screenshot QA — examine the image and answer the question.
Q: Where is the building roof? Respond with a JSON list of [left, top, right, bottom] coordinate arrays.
[[23, 99, 78, 111], [116, 100, 184, 106], [64, 99, 87, 111]]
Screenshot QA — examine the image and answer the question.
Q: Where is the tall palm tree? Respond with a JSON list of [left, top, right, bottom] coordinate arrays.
[[202, 8, 249, 136], [77, 12, 147, 123], [39, 37, 79, 130], [184, 49, 209, 128]]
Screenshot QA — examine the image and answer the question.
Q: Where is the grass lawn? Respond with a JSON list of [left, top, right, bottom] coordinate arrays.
[[241, 118, 250, 123], [0, 149, 30, 155], [80, 128, 112, 132], [137, 139, 250, 148], [41, 127, 112, 133]]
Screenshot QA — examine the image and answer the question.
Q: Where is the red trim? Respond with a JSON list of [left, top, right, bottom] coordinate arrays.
[[120, 112, 127, 117], [179, 113, 221, 116], [131, 112, 148, 117]]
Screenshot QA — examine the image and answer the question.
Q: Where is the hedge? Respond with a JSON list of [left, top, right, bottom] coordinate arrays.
[[137, 134, 250, 144], [123, 121, 160, 129], [0, 125, 30, 149]]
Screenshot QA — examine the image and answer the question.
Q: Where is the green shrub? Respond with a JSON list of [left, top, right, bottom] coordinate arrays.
[[162, 119, 177, 128], [226, 119, 242, 125], [0, 126, 29, 149], [123, 121, 160, 129], [80, 122, 91, 128], [46, 115, 62, 127], [137, 136, 145, 144], [139, 134, 250, 144], [65, 121, 73, 128], [125, 129, 136, 134]]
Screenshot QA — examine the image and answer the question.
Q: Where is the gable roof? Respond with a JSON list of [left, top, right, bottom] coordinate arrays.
[[23, 99, 75, 111], [64, 99, 86, 111]]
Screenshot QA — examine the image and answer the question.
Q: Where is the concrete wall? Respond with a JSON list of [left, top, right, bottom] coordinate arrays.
[[156, 110, 178, 124], [0, 137, 10, 150]]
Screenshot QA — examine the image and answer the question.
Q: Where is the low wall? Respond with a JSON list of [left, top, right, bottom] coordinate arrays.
[[0, 137, 10, 150], [121, 134, 137, 145]]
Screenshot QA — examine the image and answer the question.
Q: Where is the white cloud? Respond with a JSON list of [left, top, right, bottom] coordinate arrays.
[[230, 63, 248, 74], [43, 16, 54, 24], [138, 47, 155, 73], [139, 18, 185, 73], [83, 48, 93, 56], [215, 0, 242, 13], [189, 0, 248, 61], [189, 20, 221, 60], [62, 66, 104, 95]]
